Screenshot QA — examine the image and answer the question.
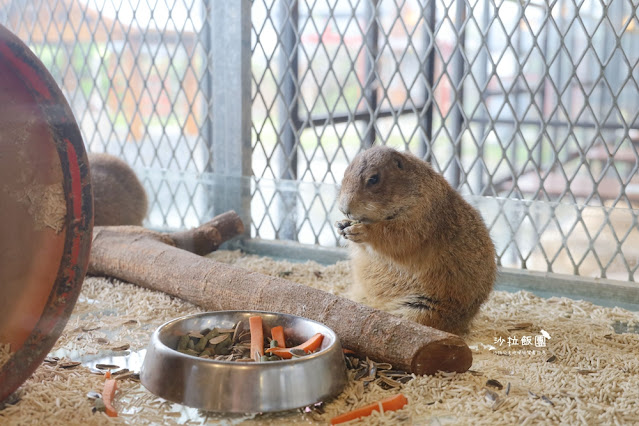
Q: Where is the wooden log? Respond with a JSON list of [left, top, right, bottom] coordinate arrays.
[[169, 211, 245, 255], [88, 213, 472, 375], [92, 211, 245, 255]]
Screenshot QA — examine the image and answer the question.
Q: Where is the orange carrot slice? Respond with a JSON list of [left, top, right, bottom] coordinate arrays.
[[330, 393, 408, 425], [249, 316, 264, 361], [102, 378, 118, 417], [265, 332, 324, 359], [270, 325, 286, 348]]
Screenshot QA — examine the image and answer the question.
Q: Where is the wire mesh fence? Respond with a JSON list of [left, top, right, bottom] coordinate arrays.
[[250, 0, 639, 281], [1, 0, 638, 281]]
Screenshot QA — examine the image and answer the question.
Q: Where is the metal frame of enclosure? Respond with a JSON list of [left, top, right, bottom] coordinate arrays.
[[2, 0, 639, 285]]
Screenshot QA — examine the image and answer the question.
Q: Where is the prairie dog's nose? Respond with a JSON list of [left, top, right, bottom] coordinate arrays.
[[338, 194, 351, 217], [339, 204, 350, 218]]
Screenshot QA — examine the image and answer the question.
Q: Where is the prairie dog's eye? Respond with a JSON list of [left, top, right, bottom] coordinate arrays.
[[367, 174, 379, 185]]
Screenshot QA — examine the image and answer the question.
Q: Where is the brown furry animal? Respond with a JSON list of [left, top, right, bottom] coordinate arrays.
[[336, 146, 496, 335], [89, 153, 148, 226]]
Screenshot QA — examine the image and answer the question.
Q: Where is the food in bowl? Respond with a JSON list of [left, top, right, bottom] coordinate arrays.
[[174, 315, 324, 362]]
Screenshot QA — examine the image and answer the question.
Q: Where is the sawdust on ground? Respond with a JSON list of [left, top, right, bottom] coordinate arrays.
[[2, 250, 639, 425]]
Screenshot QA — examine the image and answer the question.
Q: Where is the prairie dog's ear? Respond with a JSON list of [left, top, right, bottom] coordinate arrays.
[[392, 151, 404, 170]]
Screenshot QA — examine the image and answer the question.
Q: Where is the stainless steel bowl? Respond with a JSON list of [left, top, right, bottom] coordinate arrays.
[[140, 310, 348, 413]]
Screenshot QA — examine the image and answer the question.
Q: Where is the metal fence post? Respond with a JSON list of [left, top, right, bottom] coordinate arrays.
[[364, 0, 379, 149], [473, 0, 490, 195], [419, 0, 436, 161], [278, 0, 299, 241], [209, 0, 252, 234], [448, 0, 467, 189]]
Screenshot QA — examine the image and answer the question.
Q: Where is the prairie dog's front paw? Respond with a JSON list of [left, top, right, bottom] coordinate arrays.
[[341, 222, 367, 243], [335, 219, 354, 233]]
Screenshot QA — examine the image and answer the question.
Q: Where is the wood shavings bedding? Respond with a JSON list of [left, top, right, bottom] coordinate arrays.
[[2, 250, 639, 425], [0, 343, 10, 369], [53, 277, 202, 354]]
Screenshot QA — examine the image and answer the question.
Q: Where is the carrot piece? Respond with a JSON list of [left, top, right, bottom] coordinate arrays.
[[104, 370, 112, 379], [249, 316, 264, 361], [102, 378, 118, 418], [330, 394, 408, 425], [265, 332, 324, 359], [270, 325, 286, 348]]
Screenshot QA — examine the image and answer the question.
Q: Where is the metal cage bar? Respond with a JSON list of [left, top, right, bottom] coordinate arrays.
[[209, 0, 252, 228]]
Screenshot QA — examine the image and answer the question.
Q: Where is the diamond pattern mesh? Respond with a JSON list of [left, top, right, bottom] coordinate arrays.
[[251, 0, 639, 281], [1, 0, 638, 281], [1, 0, 213, 231]]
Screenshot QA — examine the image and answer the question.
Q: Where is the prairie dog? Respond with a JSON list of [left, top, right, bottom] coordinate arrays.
[[89, 153, 148, 226], [336, 146, 496, 335]]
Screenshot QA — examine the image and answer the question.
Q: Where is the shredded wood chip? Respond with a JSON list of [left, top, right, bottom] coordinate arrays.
[[2, 250, 639, 425]]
